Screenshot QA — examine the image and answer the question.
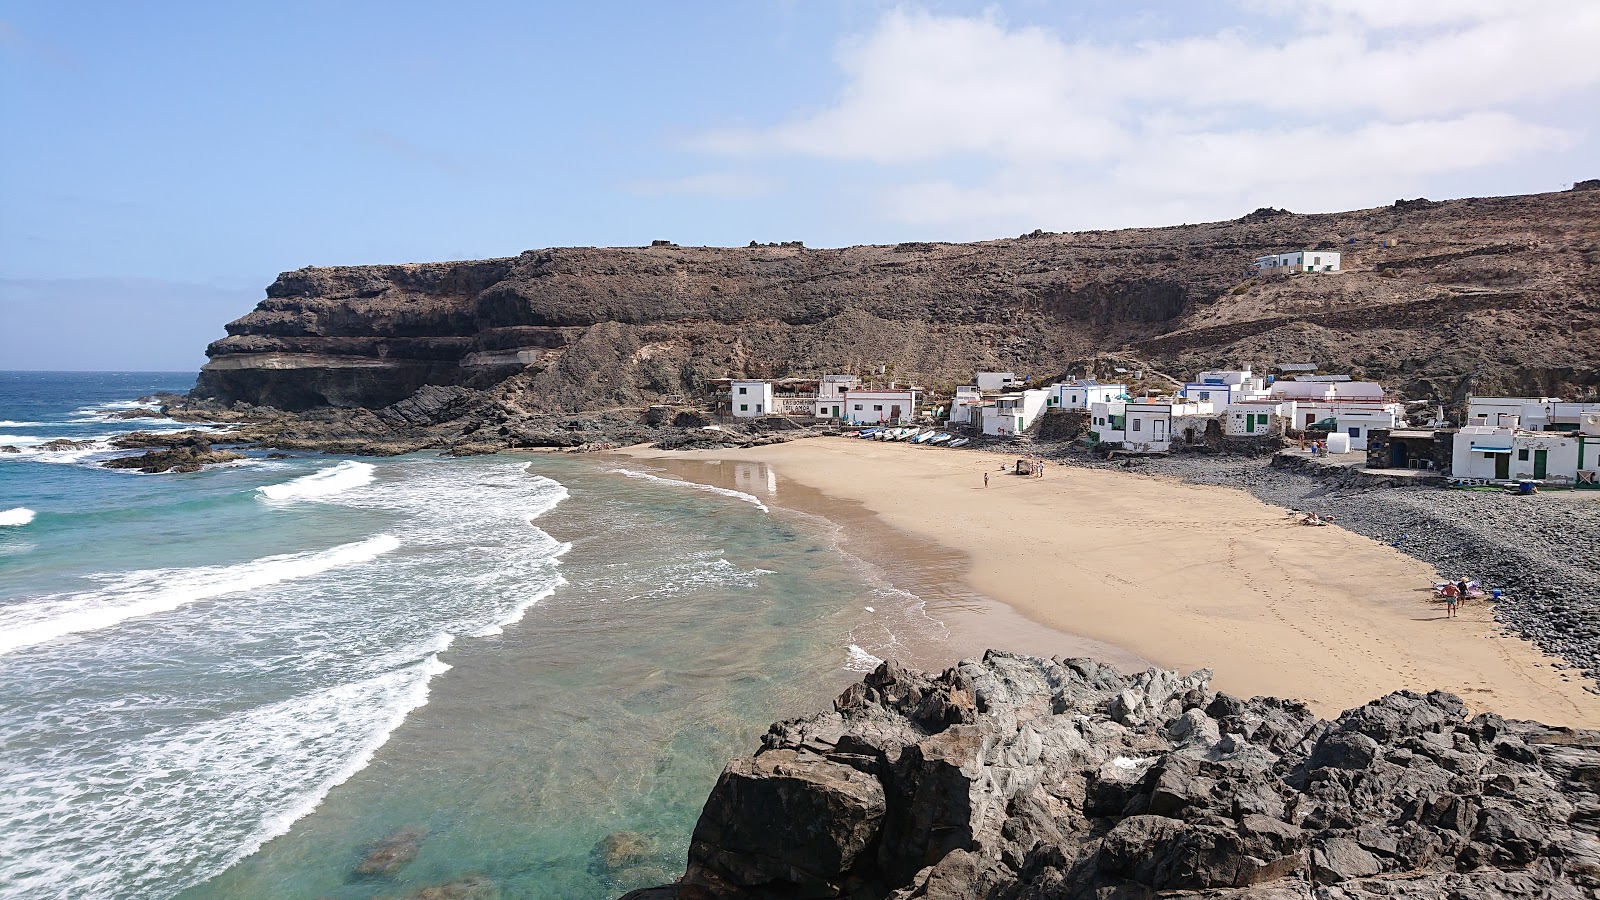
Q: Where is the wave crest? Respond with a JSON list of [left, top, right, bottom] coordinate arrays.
[[256, 461, 377, 501], [0, 507, 35, 528], [610, 468, 769, 512]]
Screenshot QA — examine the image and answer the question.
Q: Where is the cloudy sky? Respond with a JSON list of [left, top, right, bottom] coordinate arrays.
[[3, 0, 1597, 368]]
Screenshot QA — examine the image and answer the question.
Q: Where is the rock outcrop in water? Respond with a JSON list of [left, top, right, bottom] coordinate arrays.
[[194, 188, 1600, 415], [622, 652, 1600, 899]]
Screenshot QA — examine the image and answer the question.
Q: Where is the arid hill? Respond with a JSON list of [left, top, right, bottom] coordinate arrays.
[[194, 186, 1600, 413]]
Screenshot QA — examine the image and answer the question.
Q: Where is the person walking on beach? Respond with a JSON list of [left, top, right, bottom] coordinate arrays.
[[1442, 581, 1459, 618], [984, 471, 989, 488]]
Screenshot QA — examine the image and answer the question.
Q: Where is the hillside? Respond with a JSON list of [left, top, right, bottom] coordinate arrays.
[[193, 187, 1600, 413]]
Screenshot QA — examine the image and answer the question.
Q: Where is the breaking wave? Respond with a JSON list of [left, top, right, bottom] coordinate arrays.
[[256, 461, 376, 501], [0, 507, 35, 528], [610, 468, 769, 512]]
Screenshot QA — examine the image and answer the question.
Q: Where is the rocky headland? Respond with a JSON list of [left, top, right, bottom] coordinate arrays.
[[621, 652, 1600, 899], [188, 187, 1599, 430]]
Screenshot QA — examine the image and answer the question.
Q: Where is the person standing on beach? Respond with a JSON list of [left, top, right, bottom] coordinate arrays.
[[984, 472, 989, 488], [1442, 581, 1459, 618]]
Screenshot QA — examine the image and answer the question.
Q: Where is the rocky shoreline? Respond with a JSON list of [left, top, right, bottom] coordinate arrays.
[[621, 652, 1600, 899]]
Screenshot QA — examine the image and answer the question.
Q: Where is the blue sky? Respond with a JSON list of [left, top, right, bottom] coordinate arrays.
[[3, 1, 1597, 370]]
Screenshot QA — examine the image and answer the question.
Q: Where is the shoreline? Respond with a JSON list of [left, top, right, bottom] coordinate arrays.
[[617, 436, 1600, 727]]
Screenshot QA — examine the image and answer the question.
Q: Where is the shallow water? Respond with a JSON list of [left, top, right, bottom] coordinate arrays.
[[0, 374, 931, 900]]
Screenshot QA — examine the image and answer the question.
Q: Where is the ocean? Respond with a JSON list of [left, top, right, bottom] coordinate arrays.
[[0, 372, 937, 900]]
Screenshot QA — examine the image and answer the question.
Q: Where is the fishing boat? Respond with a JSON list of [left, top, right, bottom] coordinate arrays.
[[928, 432, 952, 444], [911, 431, 935, 444], [947, 437, 970, 448], [857, 428, 880, 438]]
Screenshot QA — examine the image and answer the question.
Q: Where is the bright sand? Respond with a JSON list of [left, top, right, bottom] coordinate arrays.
[[621, 437, 1600, 727]]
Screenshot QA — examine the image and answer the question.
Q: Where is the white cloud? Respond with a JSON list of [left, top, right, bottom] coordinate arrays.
[[689, 2, 1600, 231]]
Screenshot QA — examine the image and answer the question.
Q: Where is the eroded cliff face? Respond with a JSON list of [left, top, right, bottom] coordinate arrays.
[[195, 188, 1600, 412]]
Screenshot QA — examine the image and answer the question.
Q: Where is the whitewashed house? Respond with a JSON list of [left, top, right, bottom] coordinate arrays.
[[975, 372, 1022, 392], [1270, 377, 1386, 401], [1467, 396, 1600, 431], [1290, 401, 1401, 451], [1181, 370, 1268, 406], [1224, 399, 1297, 437], [1254, 250, 1341, 274], [1089, 400, 1127, 443], [1048, 380, 1126, 410], [730, 381, 773, 417], [812, 374, 861, 419], [1452, 426, 1583, 483], [948, 386, 985, 428], [845, 388, 919, 425], [1122, 399, 1214, 452], [981, 389, 1051, 436]]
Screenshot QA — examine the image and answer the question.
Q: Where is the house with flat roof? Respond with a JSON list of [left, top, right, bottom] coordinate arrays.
[[981, 389, 1051, 436], [1254, 250, 1341, 274], [730, 381, 773, 417], [844, 388, 919, 425], [1048, 380, 1126, 410]]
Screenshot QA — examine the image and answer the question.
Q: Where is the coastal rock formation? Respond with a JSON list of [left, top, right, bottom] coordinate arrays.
[[624, 652, 1600, 899], [194, 188, 1600, 414]]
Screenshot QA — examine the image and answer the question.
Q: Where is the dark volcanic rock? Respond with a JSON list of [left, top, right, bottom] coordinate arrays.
[[629, 652, 1600, 899], [193, 188, 1600, 413], [354, 826, 427, 877], [102, 433, 245, 473]]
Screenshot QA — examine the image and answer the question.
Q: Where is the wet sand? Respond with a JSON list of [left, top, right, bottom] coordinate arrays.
[[619, 437, 1600, 727]]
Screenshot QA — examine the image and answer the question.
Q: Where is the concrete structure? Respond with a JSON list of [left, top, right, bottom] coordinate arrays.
[[844, 389, 918, 425], [1467, 396, 1600, 432], [1223, 399, 1296, 437], [1289, 400, 1402, 451], [975, 372, 1022, 392], [1452, 426, 1584, 483], [1366, 428, 1454, 472], [948, 386, 985, 429], [1254, 250, 1341, 274], [1089, 400, 1127, 444], [1182, 370, 1268, 407], [731, 381, 773, 417], [981, 389, 1051, 437], [1048, 380, 1126, 410], [1122, 399, 1214, 452], [1270, 378, 1386, 401]]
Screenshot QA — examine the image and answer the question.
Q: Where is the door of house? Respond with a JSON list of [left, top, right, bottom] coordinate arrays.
[[1534, 449, 1548, 479], [1495, 453, 1510, 480], [890, 404, 902, 422], [1153, 419, 1167, 441]]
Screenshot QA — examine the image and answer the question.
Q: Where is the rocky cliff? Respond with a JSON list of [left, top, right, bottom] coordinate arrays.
[[195, 188, 1600, 413], [622, 652, 1600, 899]]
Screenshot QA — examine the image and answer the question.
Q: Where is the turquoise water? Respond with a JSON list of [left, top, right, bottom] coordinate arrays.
[[0, 373, 927, 900]]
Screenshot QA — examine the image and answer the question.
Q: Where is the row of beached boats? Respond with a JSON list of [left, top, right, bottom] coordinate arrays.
[[855, 427, 971, 448]]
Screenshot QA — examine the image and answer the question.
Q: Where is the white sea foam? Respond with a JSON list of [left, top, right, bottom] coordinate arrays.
[[0, 507, 35, 528], [0, 420, 44, 428], [846, 644, 885, 672], [0, 534, 401, 657], [256, 460, 377, 501], [0, 651, 451, 900], [609, 468, 769, 512], [0, 434, 47, 445]]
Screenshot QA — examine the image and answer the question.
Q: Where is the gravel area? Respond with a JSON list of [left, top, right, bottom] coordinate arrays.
[[965, 437, 1600, 690]]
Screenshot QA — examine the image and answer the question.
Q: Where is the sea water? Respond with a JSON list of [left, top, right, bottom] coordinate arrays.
[[0, 373, 934, 900]]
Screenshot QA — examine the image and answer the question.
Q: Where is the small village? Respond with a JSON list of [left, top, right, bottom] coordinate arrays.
[[714, 247, 1600, 493]]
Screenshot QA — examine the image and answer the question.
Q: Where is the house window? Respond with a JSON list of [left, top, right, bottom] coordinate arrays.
[[1199, 391, 1210, 400], [854, 404, 863, 411], [1132, 420, 1142, 432], [755, 404, 763, 413], [738, 387, 747, 394], [739, 404, 748, 412], [874, 405, 883, 411], [1348, 427, 1360, 438], [1518, 448, 1530, 460]]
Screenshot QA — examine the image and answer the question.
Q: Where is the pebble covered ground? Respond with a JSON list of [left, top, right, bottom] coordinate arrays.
[[976, 440, 1600, 692]]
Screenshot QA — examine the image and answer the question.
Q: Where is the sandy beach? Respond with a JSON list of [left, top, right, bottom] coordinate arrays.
[[620, 436, 1600, 727]]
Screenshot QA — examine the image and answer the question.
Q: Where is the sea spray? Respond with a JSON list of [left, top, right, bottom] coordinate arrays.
[[0, 534, 401, 656], [0, 507, 35, 528], [256, 460, 377, 501]]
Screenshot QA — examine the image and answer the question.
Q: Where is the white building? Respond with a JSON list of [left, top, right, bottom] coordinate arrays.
[[1270, 377, 1386, 401], [1254, 250, 1341, 274], [1048, 380, 1126, 410], [809, 375, 863, 419], [1223, 399, 1297, 437], [1122, 399, 1215, 452], [1181, 370, 1268, 406], [1288, 400, 1402, 451], [845, 389, 919, 425], [1089, 400, 1127, 444], [1467, 396, 1600, 431], [948, 386, 985, 428], [981, 389, 1051, 436], [975, 372, 1021, 392], [1452, 426, 1585, 483], [731, 381, 773, 417]]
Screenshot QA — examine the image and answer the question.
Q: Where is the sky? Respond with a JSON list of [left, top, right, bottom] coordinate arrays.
[[2, 0, 1597, 370]]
